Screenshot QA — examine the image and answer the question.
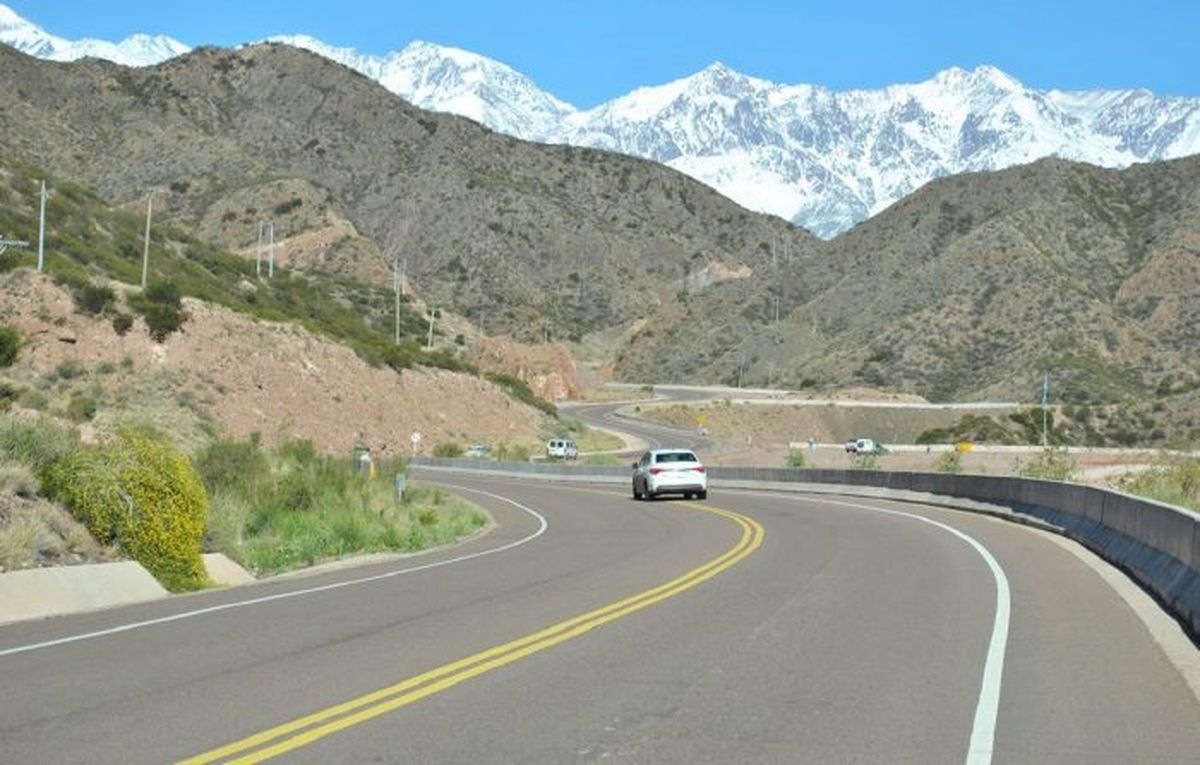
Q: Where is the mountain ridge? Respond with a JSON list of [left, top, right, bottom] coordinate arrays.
[[3, 3, 1196, 238]]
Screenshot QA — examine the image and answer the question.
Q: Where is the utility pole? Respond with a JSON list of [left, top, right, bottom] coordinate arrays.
[[37, 180, 47, 273], [255, 221, 264, 277], [268, 222, 275, 278], [426, 306, 436, 348], [393, 255, 401, 346], [141, 192, 153, 288], [1041, 372, 1050, 447]]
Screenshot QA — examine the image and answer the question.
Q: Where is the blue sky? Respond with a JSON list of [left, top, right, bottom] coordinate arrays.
[[12, 1, 1199, 106]]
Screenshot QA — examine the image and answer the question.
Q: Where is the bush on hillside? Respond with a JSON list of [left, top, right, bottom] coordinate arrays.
[[484, 372, 556, 416], [111, 312, 134, 336], [42, 430, 209, 591], [73, 284, 116, 316], [130, 279, 187, 342], [433, 442, 464, 458], [0, 324, 21, 368], [193, 432, 269, 494]]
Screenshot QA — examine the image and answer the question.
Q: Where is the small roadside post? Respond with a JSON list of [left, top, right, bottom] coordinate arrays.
[[410, 430, 422, 457], [394, 472, 407, 502]]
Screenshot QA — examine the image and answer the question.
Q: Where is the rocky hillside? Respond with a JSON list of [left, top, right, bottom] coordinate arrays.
[[0, 43, 814, 343], [616, 155, 1200, 445]]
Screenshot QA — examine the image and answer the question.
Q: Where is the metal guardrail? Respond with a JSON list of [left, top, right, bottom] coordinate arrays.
[[410, 457, 1200, 640]]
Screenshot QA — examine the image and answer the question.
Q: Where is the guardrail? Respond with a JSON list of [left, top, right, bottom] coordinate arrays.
[[411, 457, 1200, 640]]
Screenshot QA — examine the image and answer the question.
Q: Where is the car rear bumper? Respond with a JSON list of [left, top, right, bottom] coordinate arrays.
[[647, 481, 706, 495]]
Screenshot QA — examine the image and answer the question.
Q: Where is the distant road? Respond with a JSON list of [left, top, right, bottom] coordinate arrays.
[[561, 387, 717, 454], [1, 475, 1195, 762]]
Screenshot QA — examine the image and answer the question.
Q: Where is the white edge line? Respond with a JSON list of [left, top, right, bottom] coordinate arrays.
[[733, 490, 1010, 765], [0, 484, 547, 659]]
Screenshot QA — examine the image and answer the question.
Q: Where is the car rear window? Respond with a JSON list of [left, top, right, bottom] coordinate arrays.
[[655, 452, 698, 463]]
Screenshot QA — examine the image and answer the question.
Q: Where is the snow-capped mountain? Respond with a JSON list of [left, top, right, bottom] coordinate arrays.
[[3, 3, 1199, 237], [0, 4, 188, 67], [268, 35, 576, 141]]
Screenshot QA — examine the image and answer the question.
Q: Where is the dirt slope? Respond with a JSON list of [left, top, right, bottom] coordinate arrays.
[[0, 270, 547, 456]]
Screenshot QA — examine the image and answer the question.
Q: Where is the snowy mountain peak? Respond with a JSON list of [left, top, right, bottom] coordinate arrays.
[[2, 4, 1198, 238], [0, 3, 189, 66]]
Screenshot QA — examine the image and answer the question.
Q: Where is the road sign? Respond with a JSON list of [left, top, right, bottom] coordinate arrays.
[[411, 431, 422, 444]]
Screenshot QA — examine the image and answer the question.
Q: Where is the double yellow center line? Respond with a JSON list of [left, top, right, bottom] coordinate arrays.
[[181, 501, 764, 763]]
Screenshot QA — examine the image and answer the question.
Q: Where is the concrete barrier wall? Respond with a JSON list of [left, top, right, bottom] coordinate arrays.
[[412, 458, 1200, 639]]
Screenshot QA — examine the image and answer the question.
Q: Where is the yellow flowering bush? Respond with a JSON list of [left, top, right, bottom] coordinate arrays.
[[43, 430, 209, 591]]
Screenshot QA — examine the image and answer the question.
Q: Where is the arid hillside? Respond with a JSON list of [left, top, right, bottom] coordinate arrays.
[[0, 43, 817, 344], [0, 269, 548, 456]]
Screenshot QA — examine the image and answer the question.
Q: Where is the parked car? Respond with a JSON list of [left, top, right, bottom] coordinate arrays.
[[631, 448, 707, 500], [546, 438, 578, 460], [845, 438, 882, 454]]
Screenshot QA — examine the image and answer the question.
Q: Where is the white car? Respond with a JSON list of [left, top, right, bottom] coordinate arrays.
[[631, 449, 707, 500], [845, 438, 880, 454], [546, 438, 578, 460]]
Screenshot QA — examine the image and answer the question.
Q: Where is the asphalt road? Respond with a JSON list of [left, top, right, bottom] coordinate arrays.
[[561, 387, 717, 454], [1, 475, 1197, 763]]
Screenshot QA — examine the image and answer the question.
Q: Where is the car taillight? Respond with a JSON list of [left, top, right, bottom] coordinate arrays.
[[649, 467, 665, 474], [693, 465, 706, 473]]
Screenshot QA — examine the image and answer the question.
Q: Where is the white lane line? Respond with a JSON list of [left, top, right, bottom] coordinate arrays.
[[737, 491, 1011, 765], [0, 485, 547, 659]]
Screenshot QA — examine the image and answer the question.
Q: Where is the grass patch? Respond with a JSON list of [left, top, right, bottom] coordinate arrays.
[[197, 435, 487, 575], [1119, 457, 1200, 512], [1016, 447, 1079, 482]]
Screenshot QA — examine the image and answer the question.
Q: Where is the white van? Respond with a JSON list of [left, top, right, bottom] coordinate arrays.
[[546, 438, 578, 460]]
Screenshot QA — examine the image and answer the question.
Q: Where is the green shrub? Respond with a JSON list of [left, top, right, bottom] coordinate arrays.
[[785, 449, 806, 468], [0, 415, 77, 473], [851, 452, 880, 470], [143, 280, 183, 309], [0, 382, 18, 413], [433, 442, 464, 458], [1119, 458, 1200, 512], [194, 433, 269, 493], [131, 279, 187, 342], [42, 430, 209, 591], [0, 324, 21, 368], [483, 372, 556, 416], [65, 393, 97, 423], [139, 302, 186, 342], [111, 312, 134, 336], [935, 450, 963, 474], [1017, 448, 1078, 482], [73, 284, 116, 316], [53, 360, 85, 381]]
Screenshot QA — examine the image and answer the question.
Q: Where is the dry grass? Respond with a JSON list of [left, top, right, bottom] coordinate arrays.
[[0, 499, 106, 571]]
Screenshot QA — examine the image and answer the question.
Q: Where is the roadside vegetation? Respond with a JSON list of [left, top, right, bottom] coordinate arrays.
[[1016, 447, 1079, 482], [0, 410, 489, 585], [0, 414, 110, 572], [1119, 456, 1200, 512], [196, 435, 486, 575]]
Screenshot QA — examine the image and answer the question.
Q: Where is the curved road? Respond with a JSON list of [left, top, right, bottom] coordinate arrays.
[[1, 475, 1196, 763], [561, 387, 718, 455]]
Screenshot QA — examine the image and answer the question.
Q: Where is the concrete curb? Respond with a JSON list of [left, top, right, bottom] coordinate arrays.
[[0, 561, 167, 626]]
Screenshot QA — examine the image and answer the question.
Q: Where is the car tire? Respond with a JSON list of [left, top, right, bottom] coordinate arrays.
[[633, 481, 643, 500], [697, 490, 707, 500]]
